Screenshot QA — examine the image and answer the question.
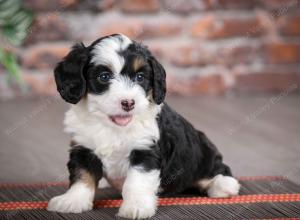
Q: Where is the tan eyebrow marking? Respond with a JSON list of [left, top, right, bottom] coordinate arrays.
[[133, 57, 146, 72]]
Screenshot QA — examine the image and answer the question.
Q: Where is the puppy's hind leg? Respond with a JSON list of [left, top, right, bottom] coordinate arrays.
[[195, 131, 240, 198], [196, 174, 240, 198]]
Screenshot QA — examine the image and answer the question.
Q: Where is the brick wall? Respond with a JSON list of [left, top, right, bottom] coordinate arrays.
[[1, 0, 300, 99]]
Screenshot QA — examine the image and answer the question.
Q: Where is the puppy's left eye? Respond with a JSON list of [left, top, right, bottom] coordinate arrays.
[[135, 72, 144, 83], [97, 72, 111, 83]]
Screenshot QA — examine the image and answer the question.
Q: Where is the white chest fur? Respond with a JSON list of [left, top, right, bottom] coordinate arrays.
[[63, 101, 161, 186]]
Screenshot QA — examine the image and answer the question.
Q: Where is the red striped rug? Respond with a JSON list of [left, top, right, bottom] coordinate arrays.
[[0, 176, 300, 219]]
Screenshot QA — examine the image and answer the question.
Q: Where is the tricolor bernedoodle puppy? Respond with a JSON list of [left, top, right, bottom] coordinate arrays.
[[47, 34, 240, 219]]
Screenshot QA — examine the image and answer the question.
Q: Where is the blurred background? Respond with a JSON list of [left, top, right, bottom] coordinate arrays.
[[0, 0, 299, 185]]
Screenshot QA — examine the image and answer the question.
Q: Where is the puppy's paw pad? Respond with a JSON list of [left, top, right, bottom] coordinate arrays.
[[117, 202, 156, 219], [47, 194, 93, 213], [207, 175, 240, 198]]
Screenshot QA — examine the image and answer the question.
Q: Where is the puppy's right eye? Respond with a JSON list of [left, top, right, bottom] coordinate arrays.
[[97, 72, 111, 83]]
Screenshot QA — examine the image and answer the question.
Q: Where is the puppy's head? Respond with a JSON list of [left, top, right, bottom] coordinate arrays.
[[54, 34, 166, 127]]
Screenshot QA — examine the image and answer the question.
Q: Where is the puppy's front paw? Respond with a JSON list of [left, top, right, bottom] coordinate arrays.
[[207, 175, 240, 198], [47, 193, 93, 213], [117, 200, 156, 219], [47, 183, 94, 213]]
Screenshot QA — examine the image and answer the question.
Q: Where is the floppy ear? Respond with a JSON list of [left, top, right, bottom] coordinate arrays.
[[149, 56, 167, 104], [54, 43, 88, 104]]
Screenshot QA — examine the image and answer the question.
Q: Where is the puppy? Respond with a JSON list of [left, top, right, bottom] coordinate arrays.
[[47, 34, 240, 219]]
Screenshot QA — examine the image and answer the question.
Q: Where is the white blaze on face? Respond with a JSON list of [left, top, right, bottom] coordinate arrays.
[[87, 34, 150, 125], [90, 34, 132, 74], [87, 74, 149, 117]]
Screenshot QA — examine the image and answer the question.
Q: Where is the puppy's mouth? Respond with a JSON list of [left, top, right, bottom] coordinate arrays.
[[109, 115, 133, 126]]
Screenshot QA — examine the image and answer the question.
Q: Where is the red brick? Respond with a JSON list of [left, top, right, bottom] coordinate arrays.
[[144, 41, 165, 59], [168, 74, 226, 95], [22, 71, 57, 96], [25, 14, 69, 44], [96, 0, 116, 11], [99, 20, 144, 39], [74, 0, 116, 11], [162, 0, 206, 14], [258, 0, 300, 10], [24, 0, 77, 11], [234, 68, 300, 92], [191, 15, 264, 39], [140, 19, 182, 38], [166, 67, 227, 95], [165, 43, 213, 67], [99, 17, 181, 40], [21, 44, 70, 69], [207, 0, 255, 10], [215, 43, 260, 66], [278, 16, 300, 36], [120, 0, 160, 13], [158, 41, 259, 67], [265, 42, 300, 64], [168, 44, 204, 66]]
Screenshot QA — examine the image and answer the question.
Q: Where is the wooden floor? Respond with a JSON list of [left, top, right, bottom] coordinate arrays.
[[0, 95, 299, 184]]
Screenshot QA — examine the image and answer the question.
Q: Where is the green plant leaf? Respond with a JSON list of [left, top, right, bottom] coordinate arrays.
[[1, 9, 33, 46], [0, 0, 33, 91], [0, 48, 27, 92]]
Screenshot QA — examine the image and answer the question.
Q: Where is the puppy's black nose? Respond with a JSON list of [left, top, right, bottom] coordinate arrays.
[[121, 99, 135, 112]]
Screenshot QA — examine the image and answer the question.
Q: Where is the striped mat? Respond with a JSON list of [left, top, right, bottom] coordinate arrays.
[[0, 176, 300, 219]]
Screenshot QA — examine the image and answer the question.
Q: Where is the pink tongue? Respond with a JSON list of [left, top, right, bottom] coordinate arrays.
[[110, 115, 132, 126]]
